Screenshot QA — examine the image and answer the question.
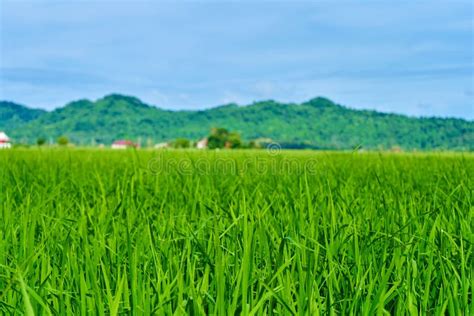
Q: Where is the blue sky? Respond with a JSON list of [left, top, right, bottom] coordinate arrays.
[[0, 1, 473, 119]]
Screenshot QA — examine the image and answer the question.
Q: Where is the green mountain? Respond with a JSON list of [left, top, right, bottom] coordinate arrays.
[[0, 101, 46, 131], [1, 94, 473, 150]]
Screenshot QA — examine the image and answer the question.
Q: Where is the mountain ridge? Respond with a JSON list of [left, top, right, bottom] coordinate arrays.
[[1, 94, 472, 150]]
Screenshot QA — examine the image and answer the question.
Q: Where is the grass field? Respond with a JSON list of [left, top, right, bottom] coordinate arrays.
[[0, 149, 472, 315]]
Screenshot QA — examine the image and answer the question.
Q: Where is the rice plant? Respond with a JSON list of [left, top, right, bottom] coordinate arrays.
[[0, 149, 472, 315]]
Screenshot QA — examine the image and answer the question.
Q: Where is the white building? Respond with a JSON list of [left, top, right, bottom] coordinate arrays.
[[0, 132, 11, 149], [196, 138, 208, 149], [154, 142, 169, 149]]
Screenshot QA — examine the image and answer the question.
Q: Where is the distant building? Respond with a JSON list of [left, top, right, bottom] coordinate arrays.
[[253, 138, 273, 146], [196, 138, 208, 149], [390, 146, 402, 153], [0, 132, 11, 149], [111, 140, 137, 149], [154, 142, 169, 149]]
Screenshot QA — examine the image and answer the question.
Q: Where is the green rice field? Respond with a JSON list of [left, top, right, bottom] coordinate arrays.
[[0, 149, 472, 315]]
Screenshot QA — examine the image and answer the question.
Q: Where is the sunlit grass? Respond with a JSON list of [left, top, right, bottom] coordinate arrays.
[[0, 149, 472, 314]]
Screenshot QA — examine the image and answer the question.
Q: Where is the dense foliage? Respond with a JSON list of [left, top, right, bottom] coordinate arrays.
[[0, 149, 472, 314], [1, 94, 472, 150], [207, 128, 243, 149], [56, 136, 69, 146], [171, 138, 191, 149], [0, 101, 45, 131]]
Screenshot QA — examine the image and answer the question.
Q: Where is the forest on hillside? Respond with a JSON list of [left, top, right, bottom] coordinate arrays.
[[1, 95, 472, 150]]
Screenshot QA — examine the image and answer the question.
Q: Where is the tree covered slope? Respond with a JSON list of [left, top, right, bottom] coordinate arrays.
[[0, 101, 46, 131], [1, 94, 472, 150]]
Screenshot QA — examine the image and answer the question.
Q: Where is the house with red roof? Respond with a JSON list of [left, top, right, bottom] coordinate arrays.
[[111, 140, 137, 149], [0, 132, 11, 149]]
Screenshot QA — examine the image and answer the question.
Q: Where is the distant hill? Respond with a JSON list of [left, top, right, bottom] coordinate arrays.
[[1, 94, 473, 150], [0, 101, 46, 131]]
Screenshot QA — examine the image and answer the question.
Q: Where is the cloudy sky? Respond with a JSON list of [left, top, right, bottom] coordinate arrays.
[[0, 1, 473, 118]]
